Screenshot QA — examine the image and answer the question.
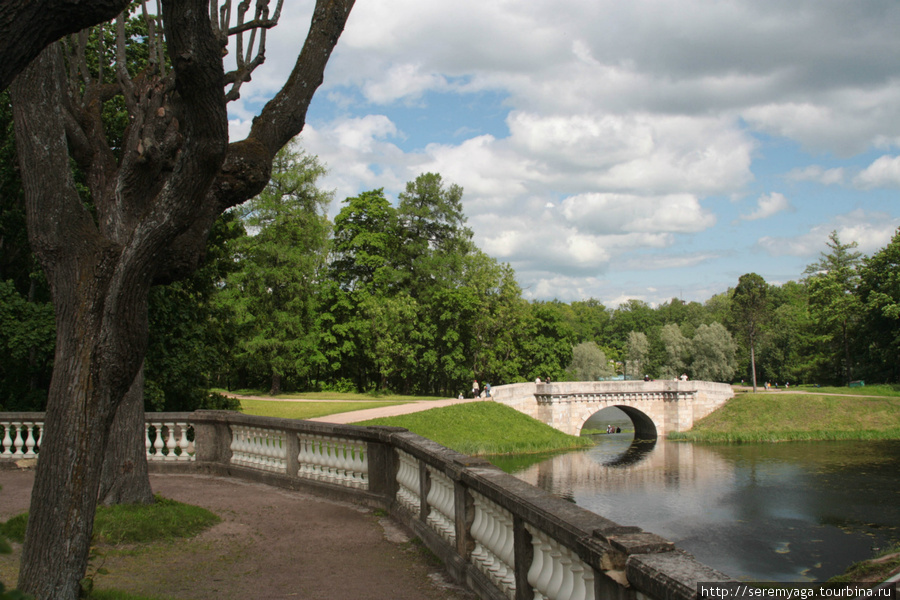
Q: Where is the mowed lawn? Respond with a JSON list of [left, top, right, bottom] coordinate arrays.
[[670, 392, 900, 442]]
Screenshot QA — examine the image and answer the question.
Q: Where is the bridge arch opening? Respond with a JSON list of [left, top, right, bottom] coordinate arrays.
[[580, 405, 657, 441]]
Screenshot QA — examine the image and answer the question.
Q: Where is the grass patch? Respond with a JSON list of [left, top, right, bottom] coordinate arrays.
[[0, 514, 26, 544], [1, 495, 220, 548], [669, 393, 900, 442], [359, 401, 593, 456], [238, 399, 410, 420], [92, 495, 220, 545], [827, 544, 900, 584], [795, 384, 900, 397]]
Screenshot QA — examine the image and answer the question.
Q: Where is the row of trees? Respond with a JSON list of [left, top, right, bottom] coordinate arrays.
[[5, 139, 900, 410]]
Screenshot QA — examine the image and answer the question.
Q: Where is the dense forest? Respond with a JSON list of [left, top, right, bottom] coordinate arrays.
[[2, 102, 899, 411]]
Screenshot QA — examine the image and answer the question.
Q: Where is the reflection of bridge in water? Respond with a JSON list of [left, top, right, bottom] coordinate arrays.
[[490, 380, 734, 437], [513, 438, 735, 500]]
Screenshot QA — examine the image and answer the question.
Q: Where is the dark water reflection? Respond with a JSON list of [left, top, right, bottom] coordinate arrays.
[[488, 437, 900, 582]]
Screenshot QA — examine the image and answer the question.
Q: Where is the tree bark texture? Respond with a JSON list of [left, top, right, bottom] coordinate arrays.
[[9, 0, 354, 597], [98, 366, 154, 506], [0, 0, 130, 91]]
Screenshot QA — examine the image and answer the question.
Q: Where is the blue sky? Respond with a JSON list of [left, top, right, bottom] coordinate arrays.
[[228, 0, 900, 307]]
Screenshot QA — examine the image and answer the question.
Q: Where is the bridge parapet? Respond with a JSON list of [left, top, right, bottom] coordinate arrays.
[[1, 411, 734, 600], [491, 380, 734, 437]]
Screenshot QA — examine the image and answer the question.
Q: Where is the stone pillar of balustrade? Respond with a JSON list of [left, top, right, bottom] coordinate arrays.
[[364, 427, 402, 499], [191, 410, 234, 465]]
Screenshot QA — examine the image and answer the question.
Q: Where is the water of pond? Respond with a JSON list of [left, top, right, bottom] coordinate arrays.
[[488, 434, 900, 582]]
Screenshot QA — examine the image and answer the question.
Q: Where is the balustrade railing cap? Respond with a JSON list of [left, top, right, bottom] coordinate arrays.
[[608, 532, 676, 555]]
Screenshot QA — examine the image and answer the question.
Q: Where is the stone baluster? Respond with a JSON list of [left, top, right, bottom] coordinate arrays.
[[177, 424, 191, 460], [334, 438, 349, 484], [470, 494, 488, 566], [153, 423, 166, 458], [34, 423, 43, 455], [229, 425, 245, 467], [426, 468, 456, 544], [499, 511, 516, 593], [296, 435, 310, 477], [302, 436, 316, 478], [395, 450, 420, 513], [320, 437, 334, 483], [263, 430, 272, 470], [331, 437, 345, 483], [275, 431, 286, 472], [22, 422, 36, 457], [471, 491, 515, 599], [251, 428, 265, 469], [545, 545, 564, 599], [335, 438, 348, 484], [7, 423, 21, 457], [1, 423, 12, 456], [525, 525, 596, 600], [165, 423, 178, 461], [528, 530, 550, 600], [350, 440, 368, 489]]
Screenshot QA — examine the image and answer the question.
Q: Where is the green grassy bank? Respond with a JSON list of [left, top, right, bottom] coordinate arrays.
[[669, 393, 900, 442], [359, 402, 594, 456]]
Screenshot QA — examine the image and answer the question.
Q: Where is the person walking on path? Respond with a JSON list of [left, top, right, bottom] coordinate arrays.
[[472, 380, 480, 398]]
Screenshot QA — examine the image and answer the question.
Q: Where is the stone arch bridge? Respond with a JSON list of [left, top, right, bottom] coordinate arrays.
[[488, 380, 734, 438]]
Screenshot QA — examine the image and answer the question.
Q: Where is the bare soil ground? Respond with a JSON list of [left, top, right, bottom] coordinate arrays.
[[0, 468, 477, 600]]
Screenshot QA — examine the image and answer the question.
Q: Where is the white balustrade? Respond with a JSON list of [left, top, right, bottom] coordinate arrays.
[[470, 490, 516, 600], [396, 449, 421, 514], [425, 467, 456, 545], [145, 421, 195, 462], [526, 525, 595, 600], [0, 421, 43, 458], [296, 434, 369, 490], [229, 425, 285, 472]]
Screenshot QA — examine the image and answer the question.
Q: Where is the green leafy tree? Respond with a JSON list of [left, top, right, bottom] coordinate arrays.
[[330, 189, 399, 293], [730, 273, 768, 391], [569, 341, 613, 381], [360, 292, 423, 391], [625, 330, 649, 379], [610, 299, 659, 351], [659, 323, 691, 379], [145, 213, 244, 410], [857, 227, 900, 382], [518, 301, 576, 381], [757, 281, 811, 385], [223, 144, 332, 395], [803, 231, 863, 385], [0, 280, 54, 410], [395, 172, 472, 292], [691, 322, 737, 382]]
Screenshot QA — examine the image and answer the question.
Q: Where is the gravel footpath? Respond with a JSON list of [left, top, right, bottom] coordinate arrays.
[[0, 469, 476, 600]]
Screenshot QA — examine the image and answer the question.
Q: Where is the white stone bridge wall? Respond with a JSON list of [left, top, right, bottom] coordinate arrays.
[[489, 380, 734, 437]]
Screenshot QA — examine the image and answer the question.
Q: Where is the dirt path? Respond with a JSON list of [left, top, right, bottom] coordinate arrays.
[[0, 469, 476, 600], [307, 396, 484, 424]]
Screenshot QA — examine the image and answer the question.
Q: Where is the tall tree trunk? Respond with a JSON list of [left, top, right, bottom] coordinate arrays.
[[9, 0, 354, 595], [98, 365, 153, 506], [269, 372, 282, 396], [11, 44, 149, 599], [750, 334, 758, 392]]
